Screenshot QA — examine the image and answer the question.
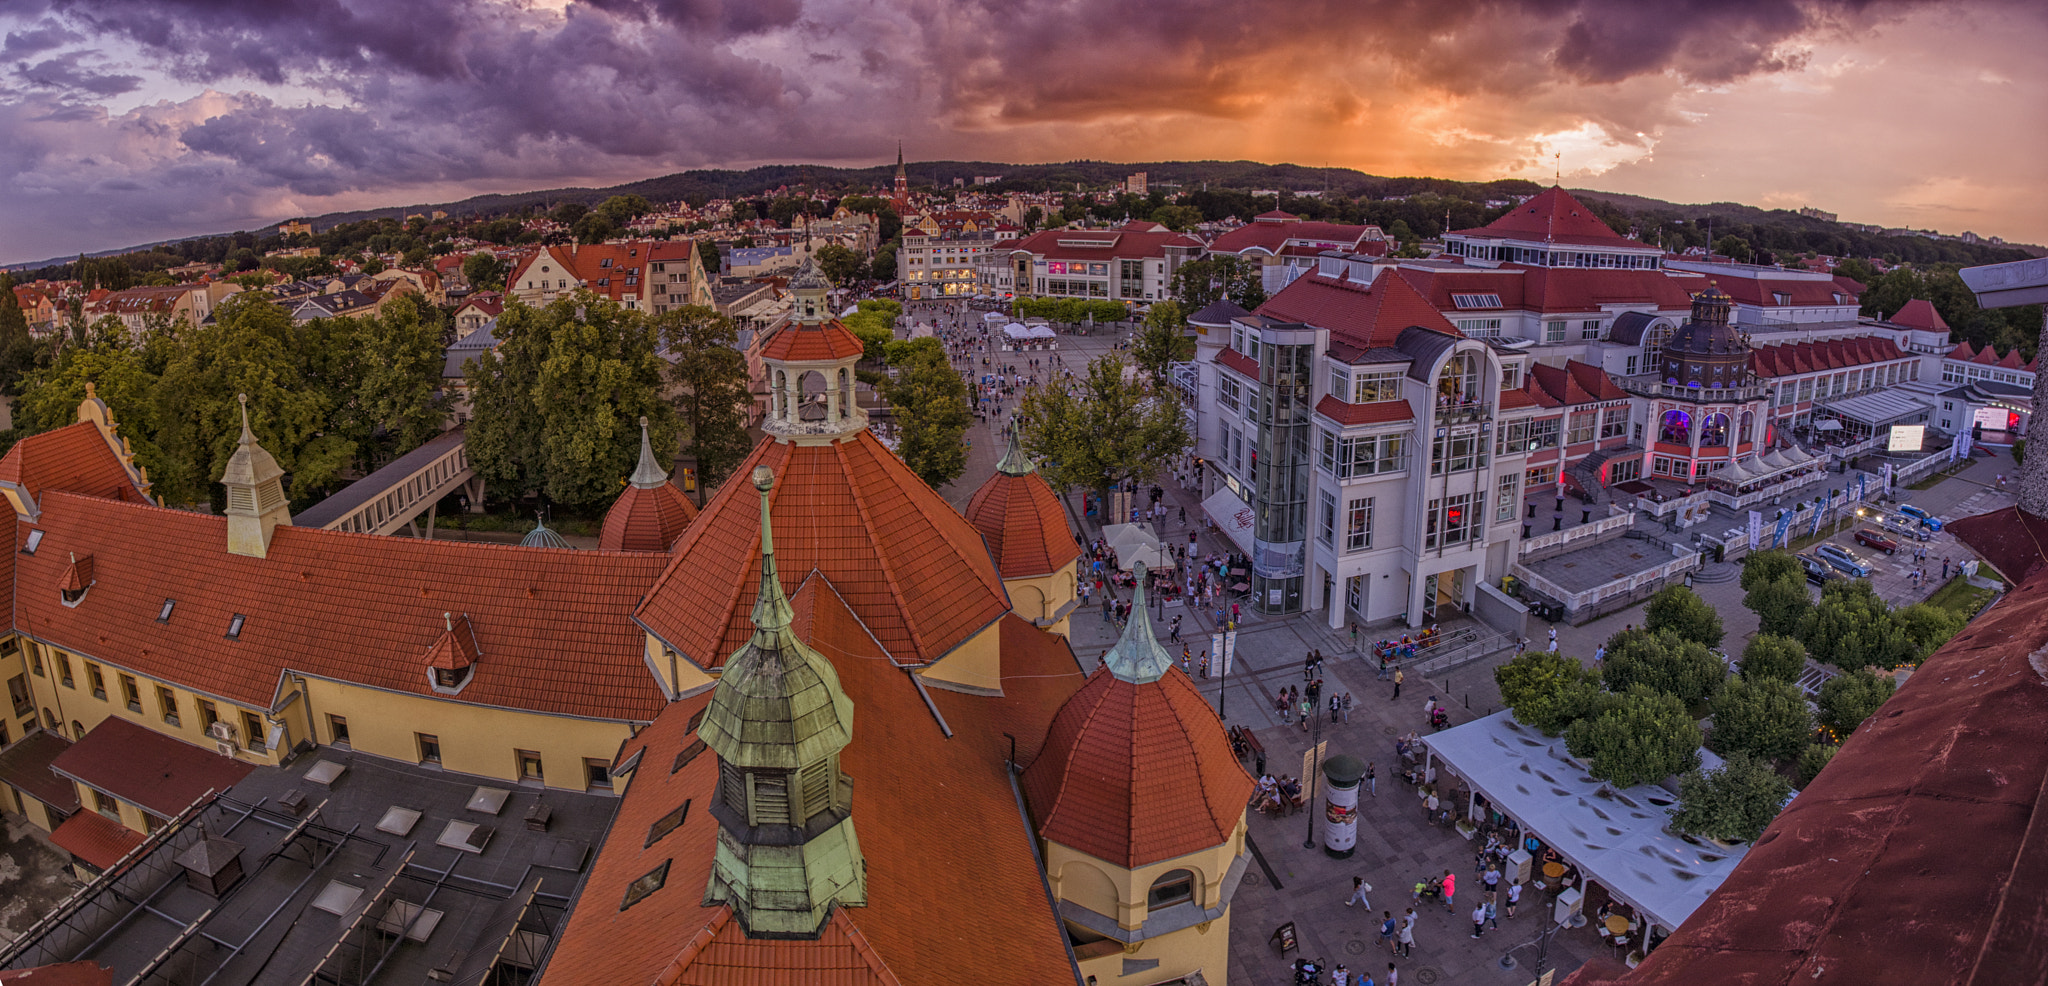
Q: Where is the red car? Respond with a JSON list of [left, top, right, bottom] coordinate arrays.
[[1854, 528, 1901, 555]]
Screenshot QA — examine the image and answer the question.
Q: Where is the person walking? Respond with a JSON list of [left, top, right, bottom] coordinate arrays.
[[1506, 881, 1522, 918], [1471, 901, 1488, 938], [1386, 963, 1399, 986], [1332, 964, 1350, 986], [1486, 893, 1500, 930], [1365, 761, 1377, 797], [1942, 556, 1951, 581], [1379, 912, 1397, 953], [1440, 869, 1456, 913], [1593, 643, 1606, 665], [1343, 692, 1353, 723], [1395, 916, 1414, 957], [1483, 864, 1501, 898], [1392, 668, 1404, 700], [1346, 876, 1372, 908]]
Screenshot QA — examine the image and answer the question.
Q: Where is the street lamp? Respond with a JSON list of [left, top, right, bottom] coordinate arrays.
[[1498, 912, 1569, 973], [1303, 684, 1323, 850]]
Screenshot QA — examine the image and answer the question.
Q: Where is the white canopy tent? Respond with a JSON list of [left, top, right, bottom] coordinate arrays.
[[1102, 522, 1174, 570], [1200, 487, 1256, 557], [1421, 711, 1750, 935], [1002, 322, 1057, 340], [982, 310, 1008, 323]]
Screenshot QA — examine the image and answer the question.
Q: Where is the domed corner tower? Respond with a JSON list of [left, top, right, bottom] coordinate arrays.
[[1020, 564, 1255, 986], [963, 430, 1082, 636], [1659, 283, 1755, 393], [760, 256, 869, 446]]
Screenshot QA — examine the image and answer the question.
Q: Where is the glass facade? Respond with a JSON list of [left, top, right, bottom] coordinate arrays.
[[1251, 339, 1315, 615]]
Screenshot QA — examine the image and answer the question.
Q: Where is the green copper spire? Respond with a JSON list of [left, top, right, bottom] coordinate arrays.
[[995, 428, 1035, 476], [697, 464, 865, 938], [1103, 561, 1175, 684]]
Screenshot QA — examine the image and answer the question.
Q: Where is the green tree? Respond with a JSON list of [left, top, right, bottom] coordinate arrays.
[[1817, 671, 1896, 738], [12, 333, 164, 477], [1494, 652, 1612, 735], [549, 202, 589, 226], [1668, 754, 1791, 843], [1644, 584, 1724, 648], [1714, 235, 1754, 262], [1023, 205, 1044, 231], [594, 194, 652, 225], [1892, 602, 1967, 656], [1707, 677, 1812, 764], [572, 213, 618, 245], [1795, 743, 1837, 788], [1740, 550, 1801, 591], [151, 294, 355, 504], [1745, 574, 1812, 637], [1016, 353, 1189, 503], [1129, 301, 1193, 383], [699, 240, 723, 277], [462, 253, 508, 292], [655, 305, 753, 491], [815, 244, 864, 285], [768, 197, 806, 228], [466, 294, 678, 507], [1601, 628, 1727, 707], [1739, 634, 1807, 683], [841, 299, 901, 365], [884, 337, 972, 489], [1796, 579, 1918, 669], [1565, 685, 1702, 788], [1170, 255, 1265, 310], [1149, 204, 1203, 231], [0, 273, 41, 395], [334, 294, 453, 467], [728, 200, 756, 224]]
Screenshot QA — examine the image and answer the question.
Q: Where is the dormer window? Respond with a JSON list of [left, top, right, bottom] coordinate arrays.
[[433, 666, 471, 689], [23, 529, 42, 555], [60, 586, 87, 606]]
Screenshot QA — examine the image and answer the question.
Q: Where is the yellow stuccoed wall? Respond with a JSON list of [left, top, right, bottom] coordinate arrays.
[[1042, 817, 1247, 986], [646, 633, 716, 699], [13, 641, 290, 774], [1003, 557, 1079, 638], [301, 677, 637, 792], [916, 621, 1005, 694]]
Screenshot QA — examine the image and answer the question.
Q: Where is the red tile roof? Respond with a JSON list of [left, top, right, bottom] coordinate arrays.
[[1513, 267, 1696, 314], [965, 471, 1080, 580], [1708, 276, 1857, 308], [17, 489, 671, 722], [456, 293, 503, 317], [48, 811, 144, 871], [506, 241, 697, 306], [1947, 341, 1978, 361], [1208, 220, 1383, 257], [1216, 347, 1258, 379], [1257, 267, 1460, 349], [1973, 345, 2001, 365], [424, 613, 482, 671], [1562, 558, 2048, 986], [636, 432, 1011, 670], [1450, 187, 1641, 248], [1023, 664, 1253, 868], [0, 961, 116, 986], [598, 481, 698, 552], [1999, 348, 2025, 369], [58, 553, 93, 593], [1314, 394, 1415, 426], [546, 582, 1083, 986], [1748, 337, 1906, 379], [1530, 360, 1628, 407], [0, 422, 149, 512], [1007, 227, 1202, 263], [758, 319, 866, 362], [51, 717, 251, 818], [1889, 298, 1949, 331], [0, 730, 80, 812]]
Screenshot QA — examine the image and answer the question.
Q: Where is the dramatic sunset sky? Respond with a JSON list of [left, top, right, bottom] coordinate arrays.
[[1, 0, 2043, 261]]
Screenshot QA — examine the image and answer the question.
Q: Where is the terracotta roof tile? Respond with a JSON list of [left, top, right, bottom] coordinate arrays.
[[0, 422, 148, 511], [1449, 187, 1640, 248], [58, 553, 93, 593], [1217, 347, 1259, 378], [50, 717, 252, 818], [599, 482, 699, 552], [1258, 266, 1459, 349], [1748, 337, 1906, 379], [17, 488, 670, 722], [548, 584, 1083, 986], [1007, 227, 1203, 262], [635, 434, 1011, 669], [1531, 360, 1629, 407], [1889, 298, 1949, 331], [759, 320, 866, 362], [423, 613, 482, 671], [1314, 394, 1415, 426], [0, 730, 80, 812], [1208, 220, 1383, 256], [964, 471, 1080, 579], [49, 812, 144, 872], [1022, 664, 1254, 868]]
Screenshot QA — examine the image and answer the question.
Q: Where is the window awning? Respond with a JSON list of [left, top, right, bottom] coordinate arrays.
[[1201, 486, 1256, 556]]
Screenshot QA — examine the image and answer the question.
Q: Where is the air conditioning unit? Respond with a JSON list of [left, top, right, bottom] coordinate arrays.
[[207, 720, 237, 742], [216, 740, 239, 757]]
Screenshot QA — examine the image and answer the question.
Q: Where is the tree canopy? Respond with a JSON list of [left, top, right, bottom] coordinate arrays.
[[1129, 301, 1193, 383], [1738, 634, 1807, 683], [1643, 585, 1724, 648], [1015, 353, 1189, 498], [1817, 670, 1897, 739], [1494, 651, 1612, 736], [1169, 255, 1265, 310], [1565, 685, 1703, 788], [1600, 628, 1727, 707], [655, 305, 753, 491], [883, 337, 971, 489], [1668, 754, 1791, 844], [1707, 677, 1812, 765]]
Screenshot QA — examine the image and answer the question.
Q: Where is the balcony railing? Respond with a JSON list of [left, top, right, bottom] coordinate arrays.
[[1432, 401, 1492, 424], [1616, 376, 1771, 402]]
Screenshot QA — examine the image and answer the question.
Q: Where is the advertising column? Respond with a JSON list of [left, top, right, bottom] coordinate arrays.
[[1321, 754, 1367, 858]]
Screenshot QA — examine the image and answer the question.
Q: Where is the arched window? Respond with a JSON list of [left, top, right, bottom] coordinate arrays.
[[1739, 411, 1755, 445], [1436, 351, 1482, 407], [72, 720, 85, 740], [43, 708, 57, 731], [798, 371, 828, 421], [837, 367, 852, 419], [1147, 869, 1195, 909], [1659, 409, 1691, 445], [1700, 412, 1730, 447]]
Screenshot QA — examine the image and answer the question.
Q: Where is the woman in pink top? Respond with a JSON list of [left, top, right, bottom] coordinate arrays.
[[1440, 870, 1456, 911]]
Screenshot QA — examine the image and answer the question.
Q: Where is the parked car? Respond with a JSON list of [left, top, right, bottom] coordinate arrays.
[[1896, 504, 1945, 531], [1816, 543, 1877, 578], [1796, 552, 1844, 584], [1854, 528, 1901, 554], [1877, 516, 1933, 542]]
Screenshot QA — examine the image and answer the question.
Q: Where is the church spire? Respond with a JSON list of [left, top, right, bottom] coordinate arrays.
[[995, 427, 1034, 477], [629, 415, 668, 489], [697, 465, 866, 937], [1103, 561, 1174, 683]]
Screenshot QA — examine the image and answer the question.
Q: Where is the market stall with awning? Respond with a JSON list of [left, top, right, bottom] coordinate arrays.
[[1421, 711, 1751, 936]]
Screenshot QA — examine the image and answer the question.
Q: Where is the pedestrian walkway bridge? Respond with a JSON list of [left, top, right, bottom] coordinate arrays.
[[293, 428, 481, 536]]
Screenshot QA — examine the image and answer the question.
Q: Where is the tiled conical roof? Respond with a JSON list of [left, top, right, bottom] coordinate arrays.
[[965, 433, 1079, 580], [599, 417, 698, 552]]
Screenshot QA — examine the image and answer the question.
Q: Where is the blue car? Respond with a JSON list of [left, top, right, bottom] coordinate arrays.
[[1816, 543, 1876, 578], [1896, 504, 1944, 531]]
